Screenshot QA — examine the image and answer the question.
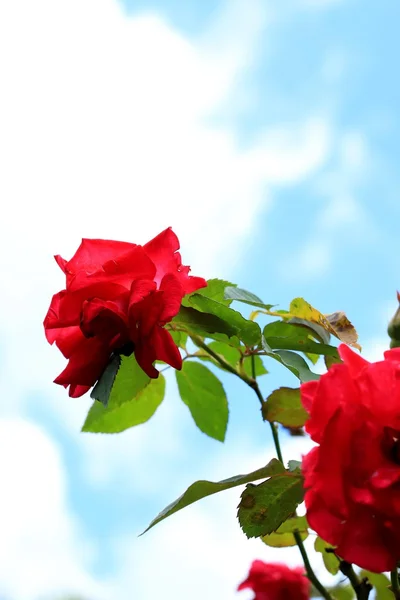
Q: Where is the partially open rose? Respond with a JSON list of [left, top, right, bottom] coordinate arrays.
[[44, 227, 206, 397], [238, 561, 309, 600]]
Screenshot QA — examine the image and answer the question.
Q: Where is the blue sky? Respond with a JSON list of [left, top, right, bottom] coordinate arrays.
[[0, 0, 399, 598]]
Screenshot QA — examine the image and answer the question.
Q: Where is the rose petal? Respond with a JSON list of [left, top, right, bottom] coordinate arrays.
[[54, 336, 110, 391]]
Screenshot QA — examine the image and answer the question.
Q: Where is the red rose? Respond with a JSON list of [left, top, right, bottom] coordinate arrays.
[[44, 227, 206, 397], [302, 343, 400, 572], [237, 561, 309, 600]]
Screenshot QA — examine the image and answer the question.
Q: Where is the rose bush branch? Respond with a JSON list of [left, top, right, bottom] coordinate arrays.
[[197, 337, 333, 599], [294, 532, 333, 600], [391, 569, 400, 599], [247, 354, 332, 599], [339, 561, 372, 600]]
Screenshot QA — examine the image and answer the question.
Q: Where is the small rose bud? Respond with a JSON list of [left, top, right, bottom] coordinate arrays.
[[388, 292, 400, 348]]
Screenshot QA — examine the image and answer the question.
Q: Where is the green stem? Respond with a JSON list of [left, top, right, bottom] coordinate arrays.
[[339, 562, 371, 600], [294, 532, 333, 600], [195, 339, 332, 600], [190, 335, 253, 383], [250, 378, 284, 463], [391, 568, 400, 599], [251, 354, 256, 379]]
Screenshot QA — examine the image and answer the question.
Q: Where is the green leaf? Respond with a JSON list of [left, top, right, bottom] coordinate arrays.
[[274, 350, 320, 382], [263, 321, 339, 358], [208, 341, 241, 364], [237, 474, 304, 538], [90, 354, 121, 407], [325, 586, 355, 600], [305, 352, 320, 365], [176, 362, 228, 441], [108, 354, 150, 406], [262, 387, 308, 428], [195, 342, 267, 378], [194, 341, 241, 371], [189, 294, 261, 346], [262, 338, 320, 383], [288, 460, 302, 473], [242, 355, 268, 377], [314, 537, 340, 575], [141, 458, 285, 534], [261, 515, 308, 547], [185, 278, 236, 306], [360, 571, 392, 600], [82, 373, 165, 433], [170, 330, 188, 350], [224, 286, 275, 310], [288, 317, 331, 344], [172, 306, 239, 343], [325, 354, 343, 370]]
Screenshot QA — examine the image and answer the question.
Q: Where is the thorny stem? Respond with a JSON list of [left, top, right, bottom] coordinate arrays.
[[391, 568, 400, 599], [294, 532, 333, 600], [339, 562, 371, 600]]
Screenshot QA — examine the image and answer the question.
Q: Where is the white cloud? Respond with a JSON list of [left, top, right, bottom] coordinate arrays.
[[0, 419, 104, 600], [0, 0, 332, 413], [0, 0, 335, 597], [0, 416, 321, 600]]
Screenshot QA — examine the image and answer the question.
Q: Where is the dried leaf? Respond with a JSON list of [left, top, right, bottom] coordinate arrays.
[[288, 298, 360, 351]]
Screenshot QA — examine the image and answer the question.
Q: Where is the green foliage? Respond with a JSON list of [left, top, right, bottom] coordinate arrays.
[[330, 587, 356, 600], [170, 330, 188, 349], [314, 536, 340, 575], [195, 342, 267, 378], [207, 341, 241, 364], [82, 373, 165, 433], [83, 355, 164, 433], [172, 306, 239, 343], [261, 515, 308, 547], [242, 355, 268, 377], [90, 354, 121, 407], [313, 586, 354, 600], [176, 362, 228, 441], [262, 339, 320, 382], [142, 458, 285, 534], [194, 341, 241, 371], [262, 387, 308, 428], [237, 473, 304, 538], [188, 294, 261, 346], [104, 354, 150, 406], [287, 459, 302, 473], [325, 353, 343, 369], [224, 286, 275, 310], [288, 317, 331, 344], [188, 278, 237, 306], [263, 320, 339, 358], [305, 351, 320, 365], [360, 571, 392, 600]]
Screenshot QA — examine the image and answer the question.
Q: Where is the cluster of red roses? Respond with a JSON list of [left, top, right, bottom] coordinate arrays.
[[302, 343, 400, 575], [238, 561, 309, 600], [45, 228, 400, 599], [241, 344, 400, 599]]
